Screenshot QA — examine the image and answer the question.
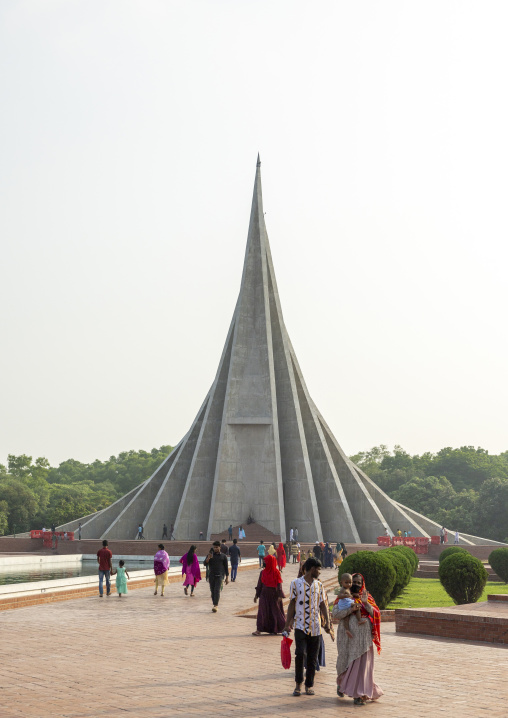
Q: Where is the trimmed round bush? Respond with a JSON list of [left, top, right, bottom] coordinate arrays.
[[438, 546, 467, 565], [377, 548, 412, 601], [488, 548, 508, 583], [438, 552, 488, 605], [338, 550, 396, 610], [390, 545, 419, 573]]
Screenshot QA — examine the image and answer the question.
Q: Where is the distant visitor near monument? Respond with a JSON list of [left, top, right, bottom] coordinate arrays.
[[61, 158, 498, 545]]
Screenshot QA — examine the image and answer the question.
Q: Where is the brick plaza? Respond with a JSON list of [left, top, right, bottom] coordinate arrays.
[[1, 563, 508, 718]]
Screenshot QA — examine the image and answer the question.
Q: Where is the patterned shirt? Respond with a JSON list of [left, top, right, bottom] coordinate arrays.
[[289, 576, 327, 636]]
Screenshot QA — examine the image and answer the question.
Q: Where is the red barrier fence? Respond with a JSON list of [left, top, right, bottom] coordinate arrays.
[[31, 530, 74, 541]]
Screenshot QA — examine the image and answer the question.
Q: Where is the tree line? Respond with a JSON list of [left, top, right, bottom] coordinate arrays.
[[0, 443, 506, 541], [0, 446, 172, 535], [350, 445, 508, 542]]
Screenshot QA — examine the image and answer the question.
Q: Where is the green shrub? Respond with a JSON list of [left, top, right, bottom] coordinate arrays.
[[438, 553, 488, 605], [338, 550, 396, 610], [389, 545, 419, 573], [377, 548, 412, 601], [438, 546, 467, 565], [488, 548, 508, 583]]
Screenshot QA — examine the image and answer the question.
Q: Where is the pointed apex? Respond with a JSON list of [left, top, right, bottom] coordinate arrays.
[[256, 153, 261, 167]]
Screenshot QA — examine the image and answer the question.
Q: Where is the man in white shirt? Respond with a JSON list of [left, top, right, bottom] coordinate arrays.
[[289, 527, 294, 542], [283, 557, 332, 696]]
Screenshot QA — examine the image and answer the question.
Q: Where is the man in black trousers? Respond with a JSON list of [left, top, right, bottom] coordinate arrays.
[[204, 540, 229, 612]]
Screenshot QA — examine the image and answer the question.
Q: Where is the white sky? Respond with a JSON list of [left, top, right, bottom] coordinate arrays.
[[1, 1, 507, 468]]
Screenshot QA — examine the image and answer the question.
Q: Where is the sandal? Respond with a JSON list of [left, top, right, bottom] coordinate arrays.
[[305, 688, 315, 696], [337, 687, 345, 697], [353, 697, 366, 706], [251, 631, 261, 636], [292, 688, 301, 697]]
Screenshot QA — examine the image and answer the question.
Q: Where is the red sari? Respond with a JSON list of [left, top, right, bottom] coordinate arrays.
[[276, 542, 286, 570]]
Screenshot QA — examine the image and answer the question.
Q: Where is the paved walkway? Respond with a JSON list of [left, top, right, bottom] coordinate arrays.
[[1, 563, 507, 717]]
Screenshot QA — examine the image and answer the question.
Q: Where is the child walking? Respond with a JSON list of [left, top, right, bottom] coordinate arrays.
[[335, 572, 367, 638], [116, 560, 130, 597]]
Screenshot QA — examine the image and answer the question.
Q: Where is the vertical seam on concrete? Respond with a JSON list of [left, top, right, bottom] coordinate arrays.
[[260, 214, 286, 541], [264, 245, 322, 541]]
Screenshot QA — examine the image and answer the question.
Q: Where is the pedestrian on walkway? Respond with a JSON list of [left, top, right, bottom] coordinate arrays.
[[313, 542, 322, 562], [228, 538, 241, 582], [170, 523, 175, 540], [153, 544, 170, 597], [256, 540, 266, 567], [138, 524, 144, 540], [454, 530, 460, 544], [252, 555, 286, 636], [162, 523, 168, 539], [276, 542, 287, 571], [283, 557, 332, 696], [291, 542, 299, 564], [238, 525, 245, 540], [78, 522, 82, 541], [204, 541, 229, 612], [323, 542, 334, 569], [294, 527, 299, 541], [220, 539, 229, 555], [440, 526, 445, 544], [228, 524, 233, 540], [268, 542, 277, 556], [180, 545, 201, 596], [97, 539, 113, 598], [116, 560, 129, 598], [289, 527, 294, 542]]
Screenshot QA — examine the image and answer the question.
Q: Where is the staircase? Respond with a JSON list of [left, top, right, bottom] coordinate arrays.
[[210, 523, 281, 545]]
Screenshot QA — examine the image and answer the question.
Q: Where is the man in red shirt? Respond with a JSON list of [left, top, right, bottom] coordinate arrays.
[[97, 540, 113, 597]]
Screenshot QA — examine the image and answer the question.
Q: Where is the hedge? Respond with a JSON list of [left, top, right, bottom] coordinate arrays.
[[438, 552, 488, 605], [488, 548, 508, 583], [338, 550, 396, 610], [389, 545, 419, 573], [377, 548, 413, 602], [438, 546, 467, 565]]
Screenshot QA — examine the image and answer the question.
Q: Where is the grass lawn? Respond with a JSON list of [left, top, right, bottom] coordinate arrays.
[[386, 578, 508, 609]]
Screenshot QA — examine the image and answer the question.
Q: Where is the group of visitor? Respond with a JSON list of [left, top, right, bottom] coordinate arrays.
[[96, 533, 383, 705], [251, 548, 383, 705]]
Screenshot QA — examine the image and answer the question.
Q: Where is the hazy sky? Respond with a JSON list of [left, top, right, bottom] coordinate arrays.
[[1, 1, 507, 468]]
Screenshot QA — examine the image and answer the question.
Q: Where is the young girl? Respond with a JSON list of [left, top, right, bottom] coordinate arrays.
[[335, 572, 366, 638], [116, 560, 130, 598]]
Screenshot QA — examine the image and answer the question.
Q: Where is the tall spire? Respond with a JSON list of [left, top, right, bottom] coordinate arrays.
[[61, 160, 502, 547]]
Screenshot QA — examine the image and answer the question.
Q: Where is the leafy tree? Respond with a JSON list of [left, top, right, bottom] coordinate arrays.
[[392, 476, 457, 519], [475, 477, 508, 542], [0, 500, 8, 536], [0, 479, 38, 533]]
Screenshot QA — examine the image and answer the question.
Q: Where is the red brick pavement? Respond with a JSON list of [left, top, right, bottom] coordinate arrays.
[[1, 563, 507, 718]]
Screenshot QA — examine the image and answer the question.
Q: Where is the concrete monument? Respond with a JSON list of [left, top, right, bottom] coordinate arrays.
[[61, 158, 501, 545]]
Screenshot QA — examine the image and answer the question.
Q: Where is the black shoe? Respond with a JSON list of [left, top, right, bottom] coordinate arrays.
[[337, 687, 345, 697]]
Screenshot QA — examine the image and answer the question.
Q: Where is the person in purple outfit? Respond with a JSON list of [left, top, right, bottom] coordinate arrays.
[[180, 545, 202, 597]]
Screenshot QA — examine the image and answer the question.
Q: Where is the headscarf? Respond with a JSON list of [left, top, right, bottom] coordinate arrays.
[[276, 542, 286, 568], [154, 548, 170, 575], [350, 572, 381, 654], [261, 554, 283, 588]]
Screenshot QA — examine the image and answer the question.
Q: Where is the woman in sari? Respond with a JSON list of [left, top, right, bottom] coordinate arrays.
[[153, 544, 170, 597], [268, 542, 277, 556], [332, 573, 383, 705], [252, 554, 286, 636], [276, 542, 286, 571], [180, 545, 202, 596]]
